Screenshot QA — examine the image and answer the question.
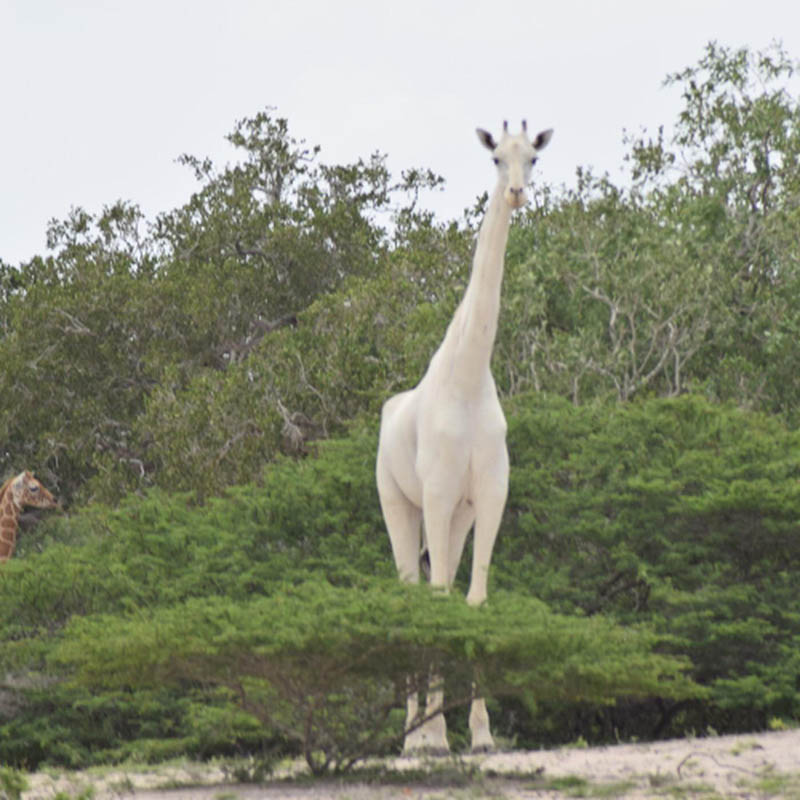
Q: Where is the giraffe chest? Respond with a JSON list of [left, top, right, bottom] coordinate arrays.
[[421, 378, 506, 440], [416, 395, 506, 489]]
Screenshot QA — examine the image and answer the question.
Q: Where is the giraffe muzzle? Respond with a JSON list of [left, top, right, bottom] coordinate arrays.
[[505, 186, 527, 208]]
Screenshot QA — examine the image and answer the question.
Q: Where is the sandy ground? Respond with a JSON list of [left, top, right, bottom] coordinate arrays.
[[20, 728, 800, 799]]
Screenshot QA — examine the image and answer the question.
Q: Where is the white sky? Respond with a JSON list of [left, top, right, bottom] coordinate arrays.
[[2, 0, 800, 266]]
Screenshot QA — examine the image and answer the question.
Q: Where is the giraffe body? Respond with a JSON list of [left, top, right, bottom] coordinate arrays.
[[376, 121, 552, 754], [0, 471, 58, 563]]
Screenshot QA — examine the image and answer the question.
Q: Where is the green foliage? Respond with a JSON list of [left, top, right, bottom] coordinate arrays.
[[0, 682, 276, 769], [0, 426, 386, 668], [0, 201, 161, 500], [2, 686, 177, 768], [156, 111, 393, 325], [631, 42, 800, 416], [496, 42, 800, 413], [499, 177, 721, 403], [0, 767, 27, 800], [52, 581, 693, 774], [124, 272, 424, 498], [0, 109, 449, 504], [4, 394, 798, 766], [499, 392, 800, 730]]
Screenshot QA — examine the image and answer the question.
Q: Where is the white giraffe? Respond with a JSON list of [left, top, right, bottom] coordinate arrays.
[[376, 120, 553, 753]]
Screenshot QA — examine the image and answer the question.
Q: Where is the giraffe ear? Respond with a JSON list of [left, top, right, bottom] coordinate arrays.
[[476, 128, 497, 151], [533, 129, 554, 151]]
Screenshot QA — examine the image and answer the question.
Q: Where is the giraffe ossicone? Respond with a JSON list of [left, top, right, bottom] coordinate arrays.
[[376, 121, 553, 754], [0, 471, 59, 564]]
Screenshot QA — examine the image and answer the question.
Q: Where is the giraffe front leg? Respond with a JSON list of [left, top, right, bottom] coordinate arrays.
[[402, 689, 425, 754], [465, 449, 508, 608], [422, 490, 455, 592], [402, 672, 449, 756], [465, 496, 505, 607], [465, 448, 508, 751], [402, 487, 460, 755], [469, 696, 495, 753]]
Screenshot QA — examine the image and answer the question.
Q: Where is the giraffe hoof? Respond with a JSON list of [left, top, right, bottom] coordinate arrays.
[[470, 743, 496, 755]]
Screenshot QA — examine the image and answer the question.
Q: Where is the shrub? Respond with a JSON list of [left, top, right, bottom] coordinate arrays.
[[53, 580, 695, 774]]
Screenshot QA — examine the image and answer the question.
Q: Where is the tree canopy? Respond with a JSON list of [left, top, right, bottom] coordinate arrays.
[[3, 44, 800, 504]]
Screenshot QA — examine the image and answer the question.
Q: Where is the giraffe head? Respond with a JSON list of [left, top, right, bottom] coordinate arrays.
[[476, 120, 553, 209], [8, 471, 59, 511]]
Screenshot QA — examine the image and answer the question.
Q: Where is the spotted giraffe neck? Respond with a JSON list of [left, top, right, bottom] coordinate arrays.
[[0, 477, 21, 563]]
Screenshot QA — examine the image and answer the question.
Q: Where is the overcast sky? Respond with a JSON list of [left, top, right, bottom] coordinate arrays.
[[3, 1, 800, 266]]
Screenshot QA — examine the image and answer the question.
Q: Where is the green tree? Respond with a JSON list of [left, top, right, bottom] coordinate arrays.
[[499, 392, 800, 732], [497, 42, 800, 415], [628, 41, 800, 416], [0, 202, 161, 501], [152, 111, 396, 365], [0, 110, 451, 504], [53, 582, 693, 774], [498, 179, 717, 402]]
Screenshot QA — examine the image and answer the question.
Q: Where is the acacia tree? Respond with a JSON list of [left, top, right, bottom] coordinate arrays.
[[498, 392, 800, 733], [51, 582, 693, 774]]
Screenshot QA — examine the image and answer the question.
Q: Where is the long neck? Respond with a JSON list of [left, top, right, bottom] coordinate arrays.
[[448, 182, 512, 376], [0, 484, 20, 562]]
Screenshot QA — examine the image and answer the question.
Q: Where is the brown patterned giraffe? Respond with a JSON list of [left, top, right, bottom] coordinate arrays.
[[0, 471, 58, 563]]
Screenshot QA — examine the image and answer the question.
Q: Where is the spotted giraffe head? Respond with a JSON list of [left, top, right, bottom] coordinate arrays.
[[8, 471, 59, 511]]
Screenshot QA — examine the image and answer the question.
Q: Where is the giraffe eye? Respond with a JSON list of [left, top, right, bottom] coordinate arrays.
[[30, 486, 39, 493], [531, 157, 538, 166], [493, 157, 500, 166]]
